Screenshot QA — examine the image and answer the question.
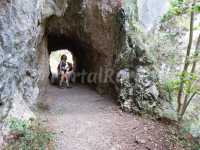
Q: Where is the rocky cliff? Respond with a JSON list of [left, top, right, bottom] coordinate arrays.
[[0, 0, 41, 120], [116, 0, 169, 113], [0, 0, 118, 121], [0, 0, 171, 122]]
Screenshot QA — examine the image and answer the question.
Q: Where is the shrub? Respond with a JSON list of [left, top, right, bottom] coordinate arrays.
[[3, 118, 54, 150]]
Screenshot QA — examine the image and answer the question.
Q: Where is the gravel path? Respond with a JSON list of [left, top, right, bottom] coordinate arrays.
[[38, 84, 173, 150]]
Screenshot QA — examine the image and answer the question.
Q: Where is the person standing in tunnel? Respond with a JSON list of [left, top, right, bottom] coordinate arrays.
[[58, 54, 73, 88]]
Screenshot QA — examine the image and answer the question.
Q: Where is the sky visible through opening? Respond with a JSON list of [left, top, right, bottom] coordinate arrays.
[[50, 49, 74, 74]]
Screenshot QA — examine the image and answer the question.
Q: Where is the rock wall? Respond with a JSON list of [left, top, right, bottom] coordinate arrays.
[[0, 0, 170, 122], [38, 0, 125, 97], [0, 0, 121, 121], [1, 0, 199, 142], [0, 0, 42, 120], [115, 0, 170, 114], [137, 0, 170, 31], [41, 0, 122, 78]]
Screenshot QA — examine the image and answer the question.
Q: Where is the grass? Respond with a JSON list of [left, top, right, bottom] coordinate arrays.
[[3, 118, 55, 150]]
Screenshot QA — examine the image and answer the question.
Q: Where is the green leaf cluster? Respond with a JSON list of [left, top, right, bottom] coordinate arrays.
[[4, 118, 55, 150], [177, 72, 199, 95], [162, 0, 188, 21], [163, 71, 200, 101], [162, 0, 200, 22]]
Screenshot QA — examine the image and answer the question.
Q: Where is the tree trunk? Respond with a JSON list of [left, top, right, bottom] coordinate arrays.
[[180, 33, 200, 119], [177, 0, 196, 119]]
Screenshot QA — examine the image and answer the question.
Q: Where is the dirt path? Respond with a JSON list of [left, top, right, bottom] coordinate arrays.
[[38, 84, 173, 150]]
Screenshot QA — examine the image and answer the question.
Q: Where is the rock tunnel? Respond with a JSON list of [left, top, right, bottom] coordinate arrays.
[[0, 0, 162, 121], [47, 33, 92, 74], [36, 5, 122, 100]]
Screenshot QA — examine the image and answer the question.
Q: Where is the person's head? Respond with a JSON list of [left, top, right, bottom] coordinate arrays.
[[61, 54, 67, 62]]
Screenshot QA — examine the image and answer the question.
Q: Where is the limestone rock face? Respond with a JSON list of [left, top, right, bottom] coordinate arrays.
[[0, 0, 41, 120], [43, 0, 121, 71], [137, 0, 170, 31], [117, 67, 159, 114], [0, 0, 122, 121], [115, 0, 165, 114], [0, 0, 167, 122]]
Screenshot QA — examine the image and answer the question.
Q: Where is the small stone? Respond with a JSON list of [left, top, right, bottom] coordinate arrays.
[[135, 136, 146, 144], [145, 146, 152, 150]]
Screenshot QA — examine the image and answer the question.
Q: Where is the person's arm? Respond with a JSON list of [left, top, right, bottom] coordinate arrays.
[[58, 61, 61, 74]]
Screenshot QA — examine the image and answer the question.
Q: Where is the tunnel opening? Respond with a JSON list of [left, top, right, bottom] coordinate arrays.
[[49, 49, 74, 75], [48, 33, 89, 74], [46, 32, 107, 89], [43, 32, 117, 96], [37, 30, 114, 104], [37, 11, 120, 99], [49, 49, 75, 86]]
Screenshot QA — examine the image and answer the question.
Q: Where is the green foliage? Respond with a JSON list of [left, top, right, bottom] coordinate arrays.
[[163, 72, 200, 102], [170, 0, 187, 14], [163, 79, 177, 101], [162, 0, 188, 22], [193, 3, 200, 12], [164, 72, 200, 94], [162, 0, 200, 22], [4, 118, 55, 150], [8, 118, 29, 135], [177, 72, 199, 95]]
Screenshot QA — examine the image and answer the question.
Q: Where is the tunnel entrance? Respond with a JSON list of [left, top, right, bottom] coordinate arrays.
[[49, 49, 74, 75], [37, 29, 118, 102], [49, 49, 75, 86], [46, 33, 111, 88], [47, 33, 88, 87], [37, 10, 120, 99], [47, 34, 89, 74], [36, 31, 117, 97]]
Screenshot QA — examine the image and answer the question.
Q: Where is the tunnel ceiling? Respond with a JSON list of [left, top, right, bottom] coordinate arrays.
[[37, 0, 123, 95], [47, 33, 87, 57], [47, 33, 89, 72], [44, 1, 121, 71]]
